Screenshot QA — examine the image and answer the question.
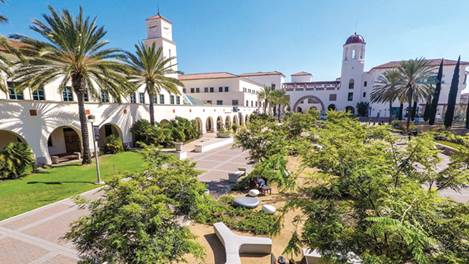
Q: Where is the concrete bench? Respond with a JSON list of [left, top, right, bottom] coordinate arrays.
[[214, 222, 272, 264], [228, 170, 245, 183], [194, 137, 234, 153]]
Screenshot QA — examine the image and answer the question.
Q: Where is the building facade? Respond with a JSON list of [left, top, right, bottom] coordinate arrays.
[[284, 33, 469, 118], [0, 13, 257, 165]]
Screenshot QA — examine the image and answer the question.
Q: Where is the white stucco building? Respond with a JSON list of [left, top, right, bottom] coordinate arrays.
[[285, 33, 469, 119], [0, 13, 257, 165]]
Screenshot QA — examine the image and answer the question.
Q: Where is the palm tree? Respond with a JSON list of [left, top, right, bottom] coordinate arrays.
[[124, 42, 182, 125], [12, 6, 132, 164], [396, 58, 435, 131], [0, 0, 18, 93], [270, 89, 289, 121], [258, 85, 274, 114], [370, 69, 402, 123]]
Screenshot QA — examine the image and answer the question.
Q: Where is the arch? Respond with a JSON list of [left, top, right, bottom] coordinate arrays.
[[239, 113, 245, 126], [0, 130, 27, 149], [327, 104, 336, 111], [216, 116, 224, 131], [224, 116, 232, 131], [292, 95, 325, 112], [348, 79, 355, 89], [47, 126, 82, 163], [194, 117, 203, 134], [98, 123, 123, 149], [232, 115, 239, 126], [206, 116, 214, 133], [345, 106, 355, 114]]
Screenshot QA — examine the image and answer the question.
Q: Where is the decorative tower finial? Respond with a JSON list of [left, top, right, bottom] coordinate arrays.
[[157, 1, 160, 16]]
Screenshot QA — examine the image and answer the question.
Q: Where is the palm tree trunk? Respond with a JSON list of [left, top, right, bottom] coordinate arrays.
[[72, 74, 92, 164], [388, 101, 393, 124], [149, 94, 155, 125], [406, 100, 412, 132], [398, 103, 403, 120]]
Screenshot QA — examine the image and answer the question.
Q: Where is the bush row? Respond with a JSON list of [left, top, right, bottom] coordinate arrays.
[[130, 117, 201, 147]]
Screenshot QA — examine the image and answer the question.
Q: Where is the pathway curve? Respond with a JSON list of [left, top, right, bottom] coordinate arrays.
[[0, 140, 251, 264]]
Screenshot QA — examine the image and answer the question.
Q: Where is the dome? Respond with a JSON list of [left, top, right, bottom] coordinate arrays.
[[345, 33, 365, 45]]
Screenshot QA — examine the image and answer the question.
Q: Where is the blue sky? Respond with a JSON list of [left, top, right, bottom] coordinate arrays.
[[2, 0, 469, 81]]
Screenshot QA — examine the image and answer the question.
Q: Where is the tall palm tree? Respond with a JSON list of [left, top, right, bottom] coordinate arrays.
[[258, 85, 274, 114], [12, 6, 132, 164], [370, 69, 403, 123], [271, 89, 289, 121], [396, 58, 435, 131], [124, 42, 182, 125]]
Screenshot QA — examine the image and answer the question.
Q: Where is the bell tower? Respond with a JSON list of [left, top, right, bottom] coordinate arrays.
[[339, 33, 366, 109], [144, 11, 178, 73]]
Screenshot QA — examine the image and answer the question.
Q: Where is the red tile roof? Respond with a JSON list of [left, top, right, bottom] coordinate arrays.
[[0, 39, 25, 52], [291, 71, 312, 76], [240, 71, 285, 77], [179, 72, 239, 80], [371, 59, 469, 70]]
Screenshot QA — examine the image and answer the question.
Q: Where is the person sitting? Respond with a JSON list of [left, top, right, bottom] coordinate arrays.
[[257, 178, 266, 188]]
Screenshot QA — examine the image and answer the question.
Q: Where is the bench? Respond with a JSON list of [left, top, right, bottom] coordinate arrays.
[[214, 222, 272, 264]]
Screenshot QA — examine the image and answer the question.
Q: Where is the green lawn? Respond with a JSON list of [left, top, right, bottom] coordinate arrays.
[[0, 151, 146, 220]]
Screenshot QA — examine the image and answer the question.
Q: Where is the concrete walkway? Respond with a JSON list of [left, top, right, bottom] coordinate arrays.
[[0, 140, 251, 264]]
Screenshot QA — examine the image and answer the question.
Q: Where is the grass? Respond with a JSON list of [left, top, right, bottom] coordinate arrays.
[[0, 151, 146, 221]]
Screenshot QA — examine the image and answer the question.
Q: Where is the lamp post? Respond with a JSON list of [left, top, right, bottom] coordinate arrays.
[[87, 115, 104, 184]]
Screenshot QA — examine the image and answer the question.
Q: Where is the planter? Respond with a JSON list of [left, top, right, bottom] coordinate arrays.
[[174, 142, 183, 151]]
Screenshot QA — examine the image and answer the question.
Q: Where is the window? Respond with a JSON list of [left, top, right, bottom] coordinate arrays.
[[219, 86, 223, 92], [307, 98, 315, 104], [251, 101, 254, 107], [204, 87, 208, 93], [243, 88, 247, 92], [196, 88, 200, 93], [206, 100, 212, 105], [7, 82, 24, 100], [363, 92, 366, 98], [224, 86, 229, 92], [272, 84, 276, 89], [170, 95, 175, 104], [160, 94, 165, 104], [364, 81, 367, 87], [32, 87, 45, 100], [153, 96, 158, 104], [209, 87, 214, 93], [63, 86, 73, 101], [190, 88, 195, 93], [83, 90, 89, 102], [246, 100, 249, 106], [216, 100, 223, 105], [232, 100, 239, 106], [101, 91, 110, 103], [130, 92, 136, 103], [182, 88, 187, 93], [176, 96, 181, 104], [329, 94, 337, 101], [348, 92, 353, 101], [348, 79, 354, 89], [139, 92, 145, 104]]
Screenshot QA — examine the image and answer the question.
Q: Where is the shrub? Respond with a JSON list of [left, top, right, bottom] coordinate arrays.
[[0, 142, 35, 180], [130, 119, 172, 147], [103, 135, 124, 154]]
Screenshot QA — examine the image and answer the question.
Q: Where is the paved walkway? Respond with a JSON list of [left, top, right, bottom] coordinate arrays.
[[0, 140, 251, 264]]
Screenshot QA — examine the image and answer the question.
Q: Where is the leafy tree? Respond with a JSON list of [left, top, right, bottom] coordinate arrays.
[[444, 56, 461, 128], [371, 69, 403, 123], [65, 148, 206, 263], [103, 135, 124, 154], [124, 43, 182, 125], [0, 0, 20, 92], [285, 114, 469, 263], [429, 59, 444, 125], [12, 6, 132, 164], [397, 58, 435, 131], [356, 101, 369, 117], [0, 142, 34, 179]]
